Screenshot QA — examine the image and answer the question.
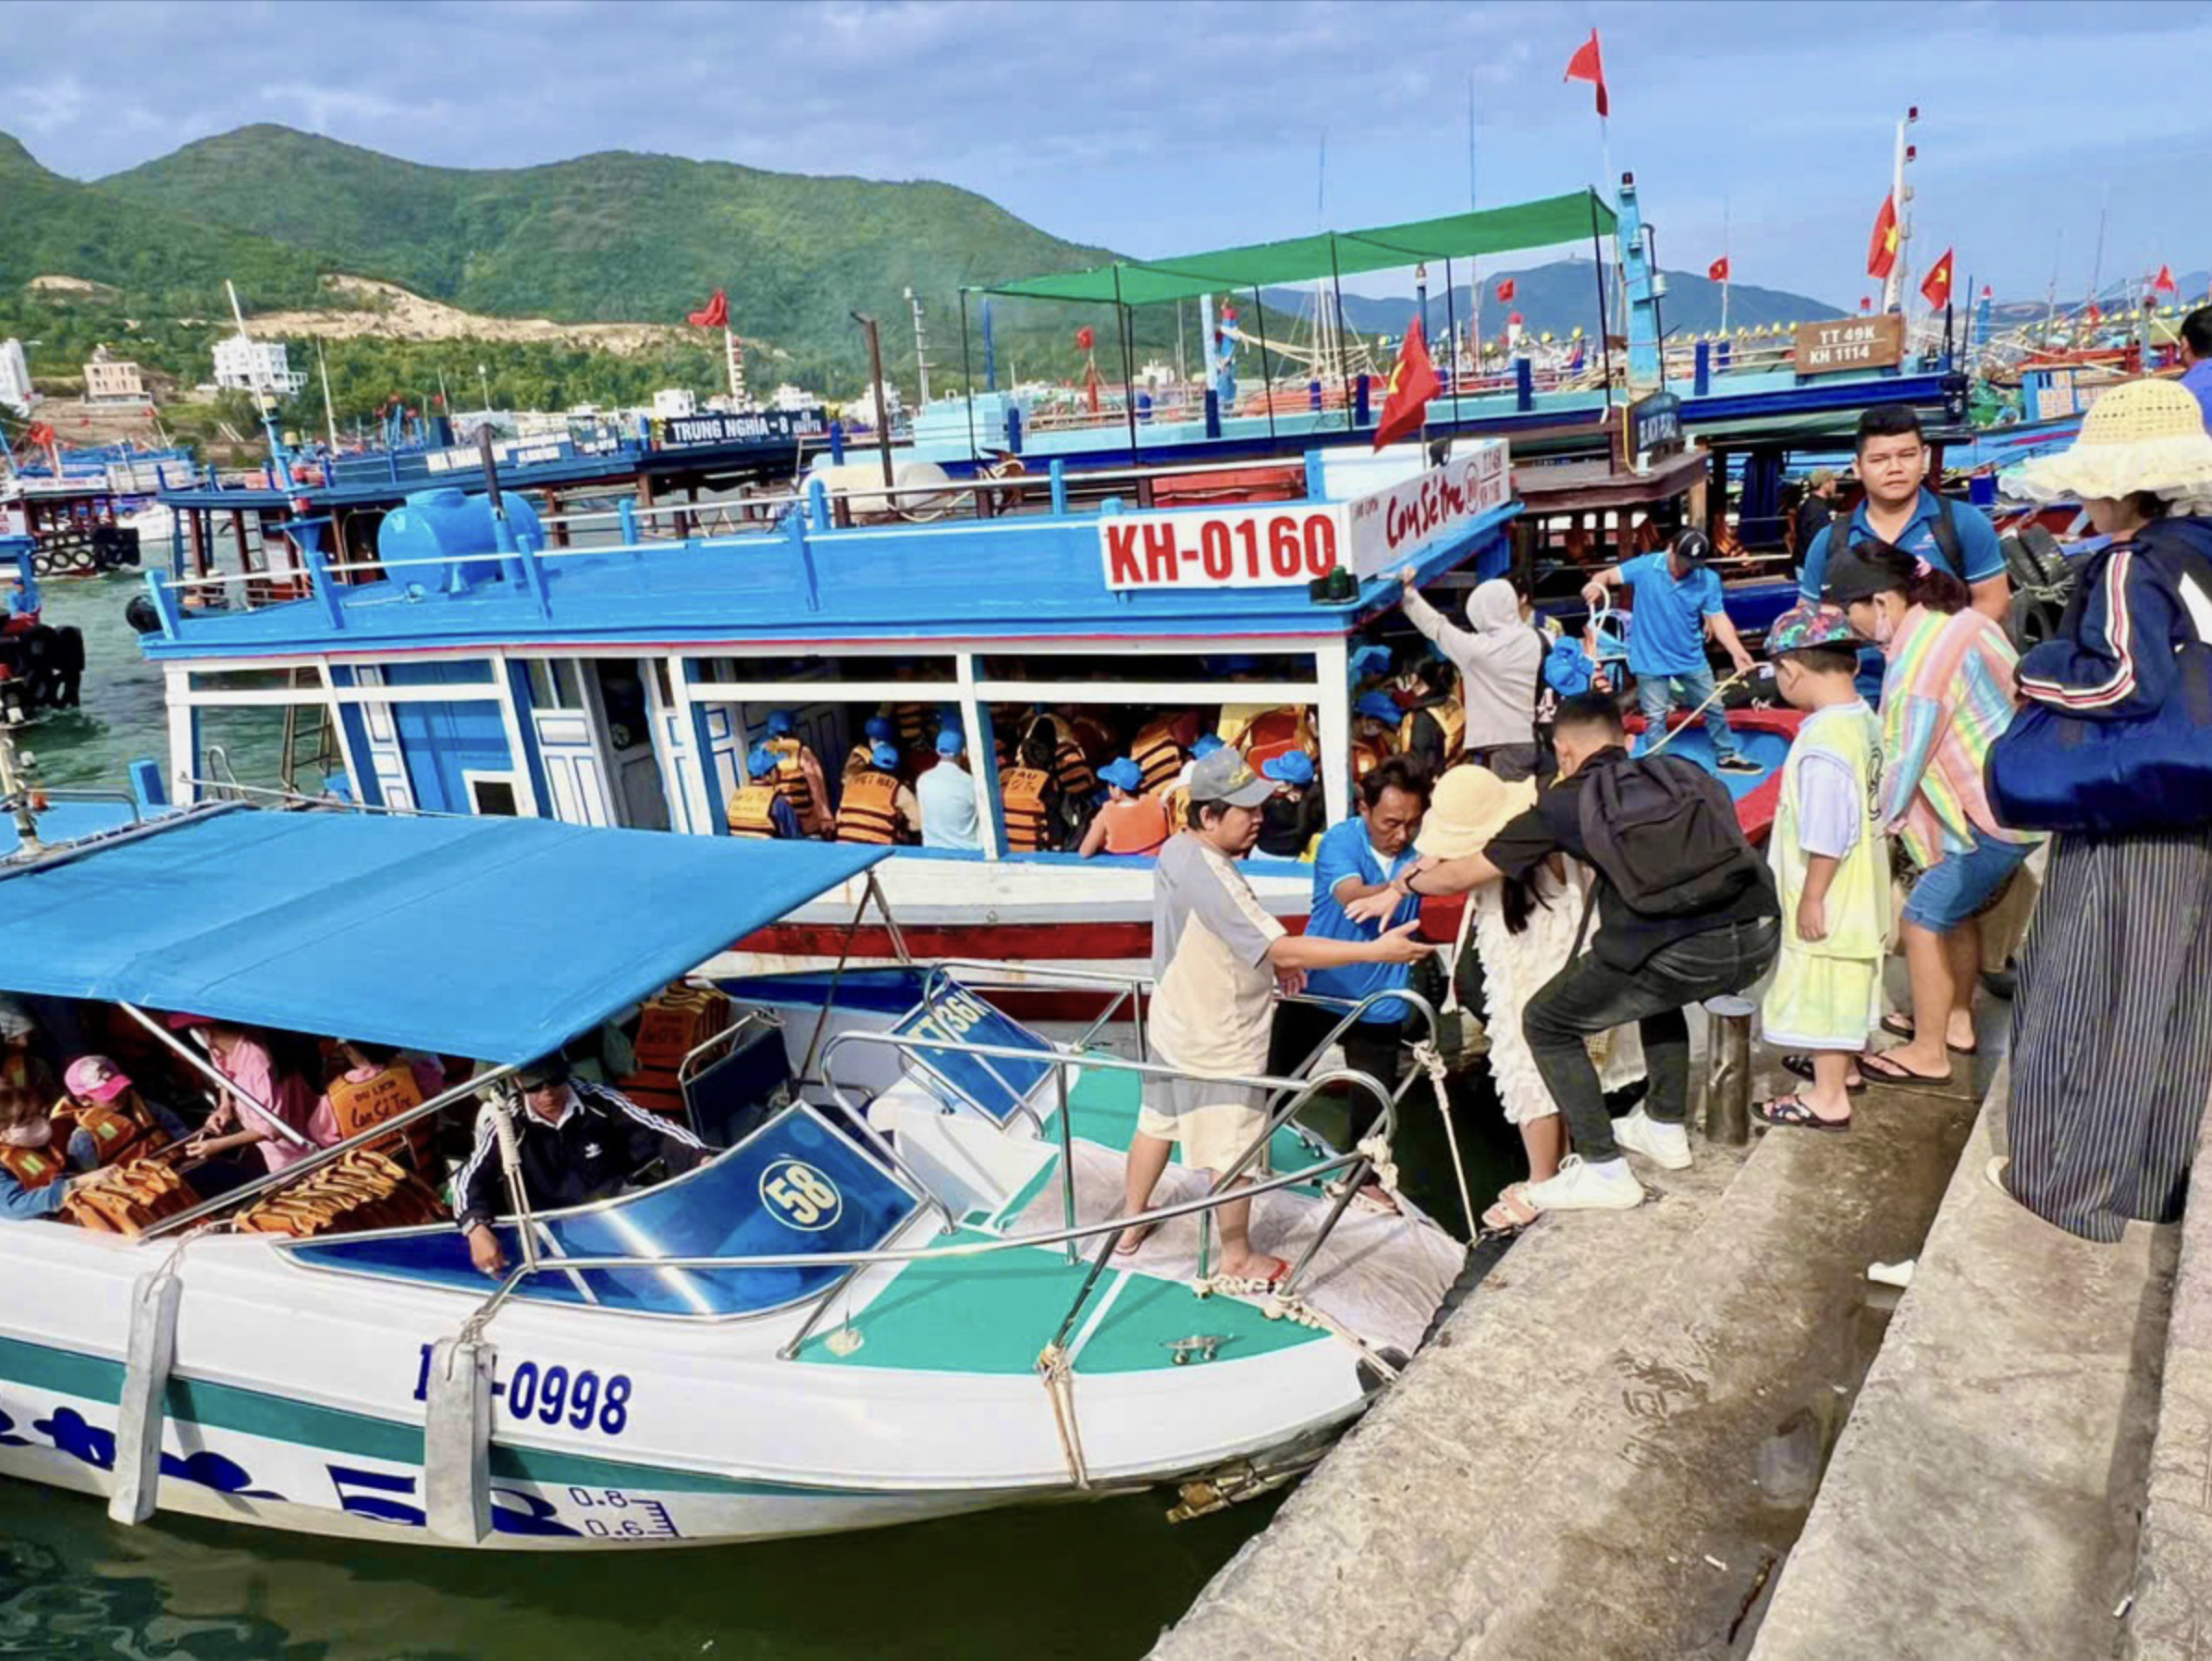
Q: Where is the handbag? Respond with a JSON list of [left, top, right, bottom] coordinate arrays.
[[1986, 640, 2212, 834]]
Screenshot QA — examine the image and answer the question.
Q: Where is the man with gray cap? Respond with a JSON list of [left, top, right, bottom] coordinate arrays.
[[1118, 747, 1429, 1286], [458, 1053, 708, 1275]]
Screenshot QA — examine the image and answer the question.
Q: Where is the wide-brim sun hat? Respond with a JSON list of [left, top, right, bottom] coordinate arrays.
[[1416, 765, 1537, 860], [2009, 378, 2212, 508]]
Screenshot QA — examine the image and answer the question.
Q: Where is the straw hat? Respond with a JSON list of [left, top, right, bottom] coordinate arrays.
[[1416, 765, 1537, 860], [2009, 378, 2212, 509]]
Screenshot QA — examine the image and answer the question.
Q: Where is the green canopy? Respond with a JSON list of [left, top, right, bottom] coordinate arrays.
[[980, 190, 1618, 308]]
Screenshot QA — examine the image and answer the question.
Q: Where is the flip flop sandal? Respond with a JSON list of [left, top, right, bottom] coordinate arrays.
[[1880, 1014, 1979, 1056], [1210, 1255, 1292, 1295], [1753, 1093, 1852, 1133], [1781, 1054, 1869, 1094], [1111, 1222, 1159, 1258], [1861, 1050, 1953, 1087], [1479, 1186, 1542, 1237]]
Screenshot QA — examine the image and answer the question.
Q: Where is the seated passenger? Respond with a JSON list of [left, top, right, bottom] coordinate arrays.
[[458, 1054, 708, 1275], [58, 1055, 191, 1169], [836, 742, 921, 845], [918, 729, 985, 851], [1257, 750, 1326, 859], [1081, 757, 1170, 858], [844, 716, 897, 778], [727, 745, 807, 840], [0, 1085, 69, 1221], [175, 1016, 333, 1174], [311, 1040, 447, 1154]]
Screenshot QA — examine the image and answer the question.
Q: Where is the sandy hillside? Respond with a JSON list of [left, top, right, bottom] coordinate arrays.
[[249, 275, 758, 356]]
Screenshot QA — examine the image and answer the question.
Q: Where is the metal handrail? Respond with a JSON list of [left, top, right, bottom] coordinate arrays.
[[459, 1067, 1395, 1340]]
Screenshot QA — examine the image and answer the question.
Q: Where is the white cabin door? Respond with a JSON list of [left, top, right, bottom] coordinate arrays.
[[520, 658, 614, 827]]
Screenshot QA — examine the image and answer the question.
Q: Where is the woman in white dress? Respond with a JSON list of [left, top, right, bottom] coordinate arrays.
[[1417, 767, 1643, 1232]]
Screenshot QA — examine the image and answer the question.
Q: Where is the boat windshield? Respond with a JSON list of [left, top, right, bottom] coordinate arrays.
[[286, 1105, 918, 1319]]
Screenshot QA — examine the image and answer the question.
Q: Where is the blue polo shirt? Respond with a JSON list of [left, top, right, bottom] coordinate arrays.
[[1303, 818, 1419, 1024], [1617, 551, 1726, 679], [2183, 360, 2212, 435], [1799, 486, 2005, 605]]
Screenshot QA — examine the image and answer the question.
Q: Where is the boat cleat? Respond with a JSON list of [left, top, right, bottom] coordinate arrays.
[[1162, 1333, 1230, 1366]]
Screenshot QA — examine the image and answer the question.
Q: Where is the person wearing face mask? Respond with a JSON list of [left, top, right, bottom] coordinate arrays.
[[1823, 540, 2043, 1088]]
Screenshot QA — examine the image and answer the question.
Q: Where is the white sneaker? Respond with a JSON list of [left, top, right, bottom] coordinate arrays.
[[1615, 1106, 1693, 1171], [1521, 1154, 1645, 1212]]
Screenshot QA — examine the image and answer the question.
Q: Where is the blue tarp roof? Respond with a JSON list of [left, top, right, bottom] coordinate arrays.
[[0, 807, 887, 1064]]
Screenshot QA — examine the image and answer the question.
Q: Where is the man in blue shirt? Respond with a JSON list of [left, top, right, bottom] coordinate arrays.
[[2181, 307, 2212, 436], [1582, 529, 1761, 772], [1799, 404, 2011, 627], [916, 729, 984, 851], [1268, 756, 1432, 1160]]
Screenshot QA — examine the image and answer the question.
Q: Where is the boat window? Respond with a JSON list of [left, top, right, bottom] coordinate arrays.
[[974, 649, 1315, 687], [523, 658, 586, 710], [689, 652, 955, 688], [188, 666, 316, 695], [283, 1104, 919, 1319], [468, 776, 520, 817]]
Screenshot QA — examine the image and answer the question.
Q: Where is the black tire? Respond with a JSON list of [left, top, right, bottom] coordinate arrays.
[[123, 593, 163, 635], [2006, 590, 2064, 652], [54, 626, 84, 677]]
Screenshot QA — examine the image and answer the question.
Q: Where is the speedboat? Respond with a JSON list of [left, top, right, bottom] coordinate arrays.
[[0, 802, 1464, 1550]]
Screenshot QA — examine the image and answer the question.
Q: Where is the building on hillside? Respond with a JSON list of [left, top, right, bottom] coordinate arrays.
[[83, 348, 147, 404], [213, 335, 308, 398], [653, 388, 698, 420], [771, 383, 822, 412], [0, 339, 31, 414], [839, 384, 903, 430]]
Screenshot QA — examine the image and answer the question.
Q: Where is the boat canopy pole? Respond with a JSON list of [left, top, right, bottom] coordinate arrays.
[[958, 289, 979, 482], [117, 1003, 318, 1151], [1444, 254, 1461, 424], [1591, 189, 1615, 406], [796, 880, 879, 1087], [1250, 286, 1279, 449], [1328, 238, 1355, 432], [1111, 267, 1139, 466]]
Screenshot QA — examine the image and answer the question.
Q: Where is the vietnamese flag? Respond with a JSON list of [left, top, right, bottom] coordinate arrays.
[[1866, 195, 1899, 280], [1563, 29, 1609, 117], [2154, 264, 2179, 294], [1708, 256, 1730, 284], [1372, 315, 1441, 451], [686, 288, 730, 328], [1495, 277, 1517, 303], [1919, 248, 1954, 309]]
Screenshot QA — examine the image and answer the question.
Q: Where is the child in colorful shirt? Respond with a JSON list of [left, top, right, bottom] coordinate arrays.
[[1758, 606, 1890, 1129]]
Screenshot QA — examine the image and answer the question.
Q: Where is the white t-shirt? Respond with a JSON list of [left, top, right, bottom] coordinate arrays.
[[1147, 833, 1287, 1077], [916, 761, 982, 850]]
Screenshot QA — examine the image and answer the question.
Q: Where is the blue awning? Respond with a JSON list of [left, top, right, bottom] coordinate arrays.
[[0, 807, 888, 1063]]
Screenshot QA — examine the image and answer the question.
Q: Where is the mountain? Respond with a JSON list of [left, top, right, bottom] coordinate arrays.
[[1269, 262, 1841, 345], [0, 131, 326, 312], [91, 125, 1130, 389]]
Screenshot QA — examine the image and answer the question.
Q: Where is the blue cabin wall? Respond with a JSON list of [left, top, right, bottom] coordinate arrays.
[[380, 660, 512, 815]]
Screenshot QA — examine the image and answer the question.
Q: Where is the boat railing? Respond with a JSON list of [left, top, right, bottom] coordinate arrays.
[[454, 1057, 1400, 1367], [913, 956, 1156, 1062]]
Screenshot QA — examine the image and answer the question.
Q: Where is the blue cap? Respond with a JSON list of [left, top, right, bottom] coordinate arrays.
[[766, 710, 794, 737], [1349, 644, 1394, 680], [1356, 691, 1401, 723], [865, 716, 893, 742], [1261, 750, 1316, 786], [746, 744, 775, 776], [869, 741, 901, 769], [1192, 733, 1225, 758], [1099, 757, 1145, 793], [935, 728, 965, 757]]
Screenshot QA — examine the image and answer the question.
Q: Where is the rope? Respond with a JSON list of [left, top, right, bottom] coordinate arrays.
[[1189, 1276, 1405, 1384], [1643, 668, 1752, 757], [1036, 1343, 1091, 1490], [1412, 1040, 1479, 1242]]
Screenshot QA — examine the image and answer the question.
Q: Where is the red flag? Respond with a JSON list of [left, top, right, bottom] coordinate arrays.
[[1866, 195, 1899, 280], [2086, 302, 2103, 324], [2154, 264, 2178, 294], [1919, 248, 1953, 309], [1859, 296, 1873, 313], [1495, 277, 1516, 302], [1563, 29, 1608, 117], [686, 288, 729, 329], [1981, 285, 1993, 299], [1372, 316, 1441, 451], [1708, 256, 1730, 284]]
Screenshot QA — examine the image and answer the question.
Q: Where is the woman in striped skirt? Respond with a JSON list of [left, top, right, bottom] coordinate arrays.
[[2000, 380, 2212, 1242]]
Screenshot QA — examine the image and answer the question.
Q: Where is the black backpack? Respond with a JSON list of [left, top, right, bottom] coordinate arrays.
[[1576, 755, 1759, 920]]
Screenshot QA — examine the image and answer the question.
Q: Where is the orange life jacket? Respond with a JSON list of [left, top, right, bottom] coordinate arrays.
[[0, 1136, 66, 1188], [1100, 794, 1170, 856], [836, 769, 903, 845], [726, 783, 781, 839], [1350, 735, 1392, 781], [1022, 716, 1096, 801], [1130, 719, 1187, 793], [325, 1063, 436, 1164], [1158, 783, 1190, 835], [55, 1097, 166, 1170], [842, 743, 877, 779], [1242, 706, 1316, 773], [892, 703, 933, 750], [1066, 712, 1113, 766], [1401, 699, 1467, 757], [1002, 767, 1054, 852], [764, 736, 817, 820]]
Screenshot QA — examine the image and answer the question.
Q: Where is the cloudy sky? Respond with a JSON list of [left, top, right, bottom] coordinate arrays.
[[7, 0, 2206, 306]]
